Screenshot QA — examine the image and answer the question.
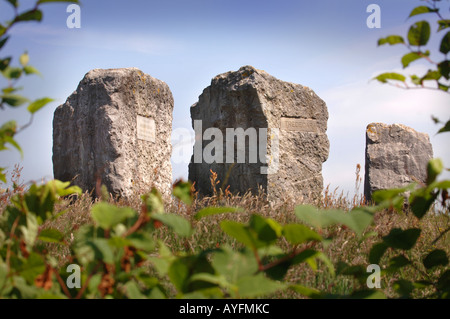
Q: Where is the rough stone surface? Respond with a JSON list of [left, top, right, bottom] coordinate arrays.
[[364, 123, 433, 201], [53, 68, 173, 198], [189, 65, 329, 201]]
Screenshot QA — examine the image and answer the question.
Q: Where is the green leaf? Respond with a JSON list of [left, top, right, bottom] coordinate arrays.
[[290, 249, 334, 275], [20, 213, 39, 250], [38, 228, 64, 243], [47, 179, 82, 197], [377, 35, 404, 46], [294, 205, 373, 237], [369, 242, 388, 264], [421, 69, 441, 82], [393, 279, 414, 297], [91, 202, 136, 230], [15, 10, 43, 23], [220, 220, 258, 249], [383, 228, 421, 250], [389, 255, 411, 269], [438, 83, 449, 92], [2, 67, 23, 80], [411, 74, 421, 85], [189, 273, 232, 289], [373, 184, 415, 202], [168, 256, 215, 294], [23, 65, 41, 76], [440, 31, 450, 55], [1, 93, 28, 107], [127, 233, 155, 251], [435, 180, 450, 189], [410, 189, 438, 219], [339, 208, 374, 237], [282, 224, 322, 245], [19, 253, 46, 284], [37, 293, 67, 299], [438, 60, 450, 80], [172, 180, 193, 205], [124, 281, 146, 299], [4, 135, 23, 156], [0, 263, 7, 289], [408, 21, 431, 46], [11, 276, 38, 298], [294, 205, 335, 229], [27, 97, 54, 114], [141, 189, 164, 214], [194, 206, 243, 220], [264, 258, 291, 281], [250, 214, 282, 244], [152, 213, 192, 237], [87, 238, 114, 264], [423, 249, 448, 270], [212, 247, 258, 283], [0, 170, 6, 183], [236, 273, 285, 298], [5, 0, 18, 8], [0, 36, 9, 50], [373, 72, 406, 83], [437, 20, 450, 32], [372, 184, 416, 212], [19, 52, 29, 67], [289, 284, 322, 299], [349, 290, 386, 299], [438, 120, 450, 133], [0, 57, 11, 71], [408, 6, 438, 18], [401, 51, 429, 68], [427, 158, 443, 184], [437, 270, 450, 293], [336, 262, 366, 282]]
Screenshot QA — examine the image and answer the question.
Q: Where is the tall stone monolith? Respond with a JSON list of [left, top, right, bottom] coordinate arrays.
[[53, 68, 173, 198], [189, 65, 329, 202], [364, 123, 433, 201]]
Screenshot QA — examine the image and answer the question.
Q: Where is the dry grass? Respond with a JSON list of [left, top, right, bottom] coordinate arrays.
[[2, 165, 448, 298], [35, 178, 449, 299]]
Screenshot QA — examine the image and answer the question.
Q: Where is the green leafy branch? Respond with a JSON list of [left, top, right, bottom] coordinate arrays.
[[374, 1, 450, 94], [0, 0, 80, 183]]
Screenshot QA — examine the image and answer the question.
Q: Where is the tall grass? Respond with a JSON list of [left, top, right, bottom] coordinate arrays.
[[2, 164, 448, 298]]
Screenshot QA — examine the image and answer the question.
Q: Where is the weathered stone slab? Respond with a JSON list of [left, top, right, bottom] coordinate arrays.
[[364, 123, 433, 201], [189, 65, 329, 201], [53, 68, 173, 198]]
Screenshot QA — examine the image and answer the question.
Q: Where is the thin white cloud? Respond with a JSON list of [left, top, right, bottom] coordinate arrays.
[[11, 24, 182, 55]]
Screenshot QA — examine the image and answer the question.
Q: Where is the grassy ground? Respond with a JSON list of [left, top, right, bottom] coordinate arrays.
[[31, 179, 449, 299]]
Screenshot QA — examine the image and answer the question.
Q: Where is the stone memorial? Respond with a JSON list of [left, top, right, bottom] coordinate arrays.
[[53, 68, 173, 198], [189, 65, 329, 201], [364, 123, 433, 201]]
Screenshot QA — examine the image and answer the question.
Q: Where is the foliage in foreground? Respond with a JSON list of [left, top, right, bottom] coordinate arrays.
[[0, 0, 448, 299], [0, 159, 448, 299]]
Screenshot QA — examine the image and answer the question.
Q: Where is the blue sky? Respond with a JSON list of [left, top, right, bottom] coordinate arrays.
[[1, 0, 449, 197]]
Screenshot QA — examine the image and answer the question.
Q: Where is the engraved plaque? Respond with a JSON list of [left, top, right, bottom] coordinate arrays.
[[280, 118, 319, 133], [137, 116, 155, 142]]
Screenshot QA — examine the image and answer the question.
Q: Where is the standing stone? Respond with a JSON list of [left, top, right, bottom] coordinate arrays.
[[189, 65, 329, 202], [364, 123, 433, 201], [53, 68, 173, 199]]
